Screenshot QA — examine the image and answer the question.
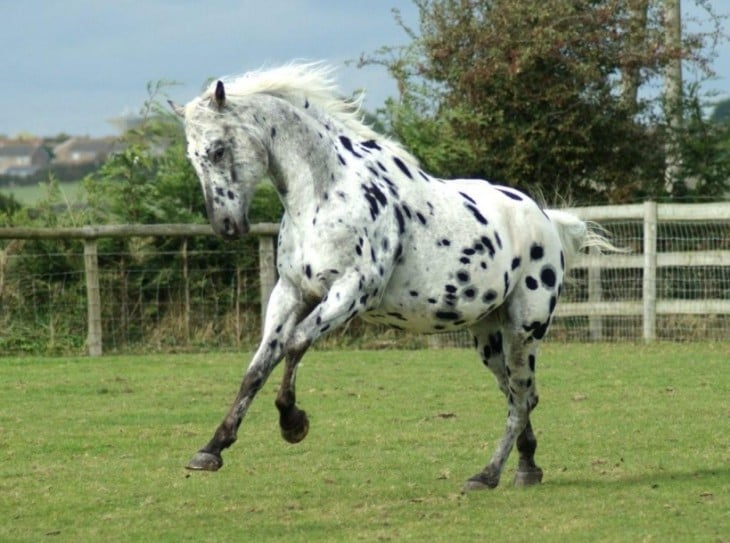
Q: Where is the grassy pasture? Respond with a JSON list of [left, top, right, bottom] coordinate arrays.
[[1, 343, 727, 542], [0, 180, 84, 206]]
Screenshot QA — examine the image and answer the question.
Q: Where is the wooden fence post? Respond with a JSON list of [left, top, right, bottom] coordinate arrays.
[[83, 239, 103, 356], [181, 238, 190, 344], [258, 234, 277, 328], [642, 201, 658, 342], [588, 245, 603, 341]]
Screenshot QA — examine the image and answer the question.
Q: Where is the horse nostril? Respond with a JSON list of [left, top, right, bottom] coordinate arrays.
[[219, 217, 240, 239]]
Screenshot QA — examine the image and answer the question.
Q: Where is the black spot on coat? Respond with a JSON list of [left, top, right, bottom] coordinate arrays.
[[457, 271, 470, 283], [523, 320, 549, 340], [459, 191, 477, 205], [540, 266, 557, 288], [394, 205, 405, 234], [482, 289, 498, 303], [393, 156, 412, 179], [530, 244, 544, 261], [339, 135, 362, 158], [465, 203, 488, 225], [498, 188, 523, 201]]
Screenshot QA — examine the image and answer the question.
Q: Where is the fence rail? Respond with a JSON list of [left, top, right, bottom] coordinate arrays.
[[0, 202, 728, 355], [560, 201, 730, 342]]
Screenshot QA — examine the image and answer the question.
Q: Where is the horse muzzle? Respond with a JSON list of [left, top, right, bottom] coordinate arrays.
[[213, 215, 249, 239]]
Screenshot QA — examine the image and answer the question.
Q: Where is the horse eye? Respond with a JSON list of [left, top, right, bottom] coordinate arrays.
[[210, 147, 225, 163]]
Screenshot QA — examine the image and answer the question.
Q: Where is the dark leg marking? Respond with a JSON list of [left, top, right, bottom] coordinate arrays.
[[275, 346, 310, 444], [513, 421, 543, 487]]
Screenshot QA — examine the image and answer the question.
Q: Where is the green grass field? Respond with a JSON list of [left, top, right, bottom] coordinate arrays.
[[0, 180, 84, 206], [1, 343, 727, 542]]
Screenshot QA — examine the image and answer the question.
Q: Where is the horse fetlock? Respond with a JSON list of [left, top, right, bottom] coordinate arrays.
[[274, 388, 296, 412]]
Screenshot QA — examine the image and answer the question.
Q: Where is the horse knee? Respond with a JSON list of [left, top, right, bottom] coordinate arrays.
[[284, 330, 310, 358]]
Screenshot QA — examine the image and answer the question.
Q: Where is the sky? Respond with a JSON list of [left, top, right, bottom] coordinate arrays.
[[2, 1, 728, 138]]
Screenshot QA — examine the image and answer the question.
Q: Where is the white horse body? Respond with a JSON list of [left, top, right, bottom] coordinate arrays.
[[178, 63, 612, 491], [369, 181, 561, 333]]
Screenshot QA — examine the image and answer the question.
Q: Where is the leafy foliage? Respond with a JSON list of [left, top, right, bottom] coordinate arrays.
[[0, 192, 21, 219], [669, 86, 730, 200], [710, 97, 730, 124], [362, 0, 729, 204]]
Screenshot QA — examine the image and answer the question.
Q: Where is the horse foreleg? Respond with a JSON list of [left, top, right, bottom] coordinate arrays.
[[187, 280, 306, 471], [273, 269, 371, 443], [275, 346, 310, 444], [187, 366, 271, 471]]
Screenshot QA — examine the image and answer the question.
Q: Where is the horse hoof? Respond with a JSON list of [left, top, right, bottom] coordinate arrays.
[[513, 467, 543, 487], [281, 409, 309, 444], [186, 451, 223, 471], [462, 471, 500, 493]]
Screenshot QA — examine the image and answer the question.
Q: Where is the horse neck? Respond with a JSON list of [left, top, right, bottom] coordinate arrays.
[[245, 94, 339, 218]]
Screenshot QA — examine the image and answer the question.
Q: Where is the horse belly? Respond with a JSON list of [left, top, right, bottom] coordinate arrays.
[[363, 251, 509, 333]]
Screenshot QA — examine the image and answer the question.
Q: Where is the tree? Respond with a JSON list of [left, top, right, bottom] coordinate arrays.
[[710, 98, 730, 124], [362, 0, 728, 204], [670, 85, 730, 200], [0, 192, 21, 219]]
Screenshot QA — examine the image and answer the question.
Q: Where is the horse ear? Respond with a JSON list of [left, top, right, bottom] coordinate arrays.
[[168, 100, 185, 118], [214, 80, 226, 109]]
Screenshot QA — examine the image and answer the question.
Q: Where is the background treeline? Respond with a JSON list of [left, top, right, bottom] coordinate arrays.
[[361, 0, 730, 203]]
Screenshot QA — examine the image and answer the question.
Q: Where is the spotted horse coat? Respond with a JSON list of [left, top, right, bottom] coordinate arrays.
[[175, 62, 615, 492]]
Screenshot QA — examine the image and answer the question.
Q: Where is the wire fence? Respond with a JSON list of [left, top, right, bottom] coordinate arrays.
[[0, 203, 728, 355], [1, 245, 267, 355], [552, 218, 729, 342]]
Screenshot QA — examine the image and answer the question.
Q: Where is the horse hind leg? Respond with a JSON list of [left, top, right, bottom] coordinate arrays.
[[464, 320, 509, 490], [513, 419, 543, 487], [464, 324, 543, 492]]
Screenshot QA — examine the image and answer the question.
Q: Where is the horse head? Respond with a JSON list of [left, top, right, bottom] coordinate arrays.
[[177, 81, 268, 239]]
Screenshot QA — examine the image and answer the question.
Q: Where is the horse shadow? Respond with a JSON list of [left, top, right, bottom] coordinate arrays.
[[545, 465, 728, 489]]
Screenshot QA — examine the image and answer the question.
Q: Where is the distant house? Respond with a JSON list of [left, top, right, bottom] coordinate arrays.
[[52, 136, 125, 166], [0, 139, 52, 176]]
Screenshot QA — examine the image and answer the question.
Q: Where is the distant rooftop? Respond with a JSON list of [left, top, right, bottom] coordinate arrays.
[[107, 114, 144, 134]]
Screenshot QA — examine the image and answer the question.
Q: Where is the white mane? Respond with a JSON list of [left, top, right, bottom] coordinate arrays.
[[190, 61, 415, 163]]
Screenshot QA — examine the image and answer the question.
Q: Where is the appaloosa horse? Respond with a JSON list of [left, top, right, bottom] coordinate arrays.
[[175, 62, 614, 491]]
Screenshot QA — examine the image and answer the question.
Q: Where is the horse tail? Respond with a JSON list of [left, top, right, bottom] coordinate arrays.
[[544, 209, 624, 274]]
